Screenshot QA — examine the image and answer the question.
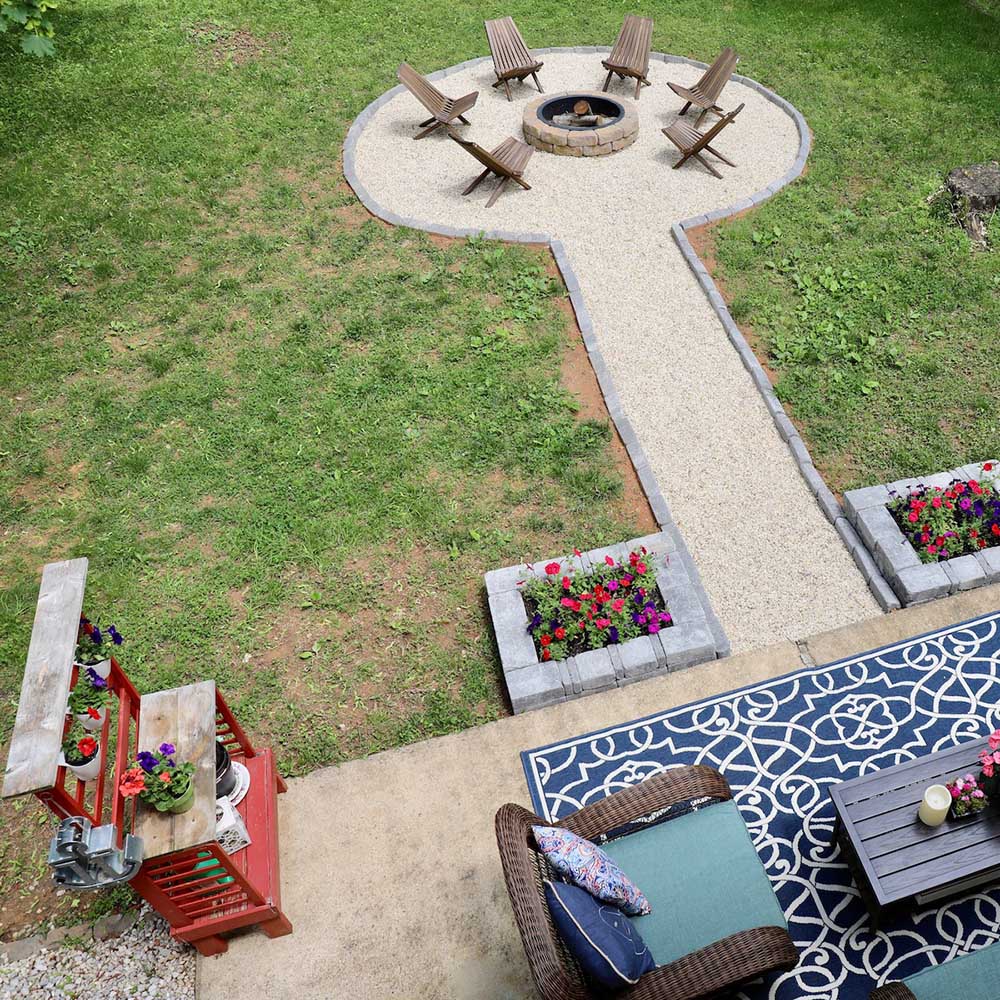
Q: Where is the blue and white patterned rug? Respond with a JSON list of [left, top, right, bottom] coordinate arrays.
[[521, 612, 1000, 999]]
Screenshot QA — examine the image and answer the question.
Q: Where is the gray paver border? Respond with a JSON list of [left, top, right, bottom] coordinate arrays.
[[844, 462, 1000, 606], [342, 47, 837, 662], [484, 532, 716, 713]]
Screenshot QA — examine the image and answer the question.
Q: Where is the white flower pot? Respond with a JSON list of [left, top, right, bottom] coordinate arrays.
[[59, 746, 102, 782], [75, 706, 108, 731], [75, 658, 111, 680]]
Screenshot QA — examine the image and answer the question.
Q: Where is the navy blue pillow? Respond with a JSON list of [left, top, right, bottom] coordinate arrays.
[[544, 879, 656, 988]]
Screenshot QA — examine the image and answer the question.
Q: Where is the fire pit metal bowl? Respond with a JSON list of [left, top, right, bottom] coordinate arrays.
[[522, 91, 639, 157]]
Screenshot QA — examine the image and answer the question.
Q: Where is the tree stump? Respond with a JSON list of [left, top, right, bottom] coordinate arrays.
[[945, 161, 1000, 246]]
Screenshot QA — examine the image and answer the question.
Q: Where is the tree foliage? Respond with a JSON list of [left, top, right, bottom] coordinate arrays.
[[0, 0, 57, 56]]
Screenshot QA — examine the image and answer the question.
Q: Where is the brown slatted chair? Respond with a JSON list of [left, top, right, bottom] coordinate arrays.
[[667, 47, 740, 126], [447, 131, 533, 208], [396, 62, 478, 140], [495, 766, 798, 1000], [485, 16, 544, 101], [601, 14, 654, 100], [662, 102, 744, 178]]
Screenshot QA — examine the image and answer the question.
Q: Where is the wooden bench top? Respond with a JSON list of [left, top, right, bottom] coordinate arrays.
[[134, 680, 218, 860], [3, 558, 88, 799]]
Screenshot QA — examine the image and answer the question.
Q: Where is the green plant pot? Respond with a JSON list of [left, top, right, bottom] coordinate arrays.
[[163, 778, 195, 814]]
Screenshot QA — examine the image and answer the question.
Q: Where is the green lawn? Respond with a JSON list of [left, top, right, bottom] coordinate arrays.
[[0, 0, 998, 932]]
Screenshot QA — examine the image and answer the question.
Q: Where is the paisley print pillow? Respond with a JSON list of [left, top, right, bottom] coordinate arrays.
[[532, 825, 651, 916]]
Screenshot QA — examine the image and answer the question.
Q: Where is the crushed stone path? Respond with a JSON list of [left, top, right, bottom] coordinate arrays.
[[351, 50, 880, 652]]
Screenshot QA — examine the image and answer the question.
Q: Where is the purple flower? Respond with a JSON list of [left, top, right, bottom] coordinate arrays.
[[659, 612, 671, 624], [91, 626, 103, 646], [607, 580, 618, 592], [86, 667, 108, 689], [527, 613, 542, 632], [159, 742, 176, 756], [633, 593, 644, 606], [608, 626, 619, 644], [137, 750, 158, 773], [108, 625, 123, 645], [648, 623, 660, 635], [636, 614, 646, 625], [549, 619, 561, 631]]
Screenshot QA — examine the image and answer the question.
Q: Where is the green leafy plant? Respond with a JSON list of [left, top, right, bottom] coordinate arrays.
[[67, 668, 110, 716], [75, 619, 123, 665], [119, 744, 195, 811], [0, 0, 58, 56]]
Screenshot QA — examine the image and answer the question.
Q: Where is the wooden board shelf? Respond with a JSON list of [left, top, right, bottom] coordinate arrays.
[[134, 681, 218, 860], [3, 558, 88, 800]]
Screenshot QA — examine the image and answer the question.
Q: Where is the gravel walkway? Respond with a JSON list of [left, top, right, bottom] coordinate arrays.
[[0, 908, 193, 1000], [352, 51, 881, 652]]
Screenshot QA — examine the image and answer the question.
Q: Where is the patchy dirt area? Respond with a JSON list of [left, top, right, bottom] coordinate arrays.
[[188, 22, 269, 67]]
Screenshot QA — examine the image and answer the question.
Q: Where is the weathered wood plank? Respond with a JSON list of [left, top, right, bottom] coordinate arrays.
[[3, 558, 89, 799], [135, 681, 217, 859]]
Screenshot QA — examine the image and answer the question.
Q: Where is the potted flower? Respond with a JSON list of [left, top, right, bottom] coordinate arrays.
[[947, 773, 989, 819], [74, 618, 123, 680], [67, 667, 110, 731], [978, 729, 1000, 798], [119, 742, 196, 814], [59, 731, 102, 781]]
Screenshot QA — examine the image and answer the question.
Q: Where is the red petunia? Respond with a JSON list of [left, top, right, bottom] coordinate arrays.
[[561, 576, 571, 590], [539, 634, 552, 647], [573, 548, 582, 557], [86, 706, 101, 720], [992, 524, 1000, 537], [545, 562, 561, 576], [541, 648, 552, 661], [985, 463, 994, 472], [554, 627, 566, 640], [604, 555, 615, 566]]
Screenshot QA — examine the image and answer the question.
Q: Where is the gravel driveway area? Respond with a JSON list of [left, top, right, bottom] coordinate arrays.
[[352, 50, 881, 652], [0, 908, 193, 999]]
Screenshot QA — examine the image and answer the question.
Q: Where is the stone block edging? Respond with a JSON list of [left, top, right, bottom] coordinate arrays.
[[667, 73, 900, 613], [844, 462, 1000, 606], [484, 532, 717, 713], [343, 48, 735, 658]]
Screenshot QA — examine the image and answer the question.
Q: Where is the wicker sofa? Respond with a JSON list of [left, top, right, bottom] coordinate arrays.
[[871, 941, 1000, 998], [495, 764, 798, 1000]]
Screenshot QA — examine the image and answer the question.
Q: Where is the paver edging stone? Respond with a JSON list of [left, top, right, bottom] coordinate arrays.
[[844, 462, 1000, 607], [484, 532, 718, 713], [344, 48, 829, 664]]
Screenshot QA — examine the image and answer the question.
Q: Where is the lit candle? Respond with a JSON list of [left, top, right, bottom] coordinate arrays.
[[918, 784, 951, 827]]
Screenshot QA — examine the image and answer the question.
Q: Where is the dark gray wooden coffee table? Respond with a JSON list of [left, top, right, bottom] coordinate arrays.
[[830, 736, 1000, 926]]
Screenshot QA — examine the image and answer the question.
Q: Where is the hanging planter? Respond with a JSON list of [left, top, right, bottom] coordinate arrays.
[[74, 619, 123, 680], [60, 731, 102, 781], [67, 666, 110, 732], [119, 741, 197, 815]]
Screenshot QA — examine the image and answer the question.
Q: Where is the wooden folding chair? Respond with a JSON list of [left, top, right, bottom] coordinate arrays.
[[601, 14, 654, 100], [447, 131, 533, 208], [484, 17, 543, 101], [667, 47, 739, 126], [662, 103, 744, 177], [397, 63, 478, 139]]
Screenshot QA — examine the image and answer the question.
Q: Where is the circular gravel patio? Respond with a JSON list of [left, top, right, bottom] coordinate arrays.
[[350, 50, 880, 652]]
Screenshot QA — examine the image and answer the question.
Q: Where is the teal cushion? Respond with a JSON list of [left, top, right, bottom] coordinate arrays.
[[601, 799, 787, 968], [904, 942, 1000, 999]]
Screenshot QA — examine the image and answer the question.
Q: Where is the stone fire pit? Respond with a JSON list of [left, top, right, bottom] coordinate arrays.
[[522, 91, 639, 157]]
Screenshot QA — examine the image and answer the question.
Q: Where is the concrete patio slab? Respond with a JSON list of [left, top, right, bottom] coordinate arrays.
[[197, 585, 1000, 1000]]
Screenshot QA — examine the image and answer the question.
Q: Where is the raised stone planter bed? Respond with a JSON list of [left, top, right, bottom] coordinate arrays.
[[485, 532, 720, 714], [844, 461, 1000, 607]]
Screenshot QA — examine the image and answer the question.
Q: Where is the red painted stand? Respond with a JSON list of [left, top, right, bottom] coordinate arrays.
[[1, 559, 292, 956]]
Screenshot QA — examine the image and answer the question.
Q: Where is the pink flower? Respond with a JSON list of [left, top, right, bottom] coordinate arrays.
[[604, 555, 615, 566], [950, 786, 961, 798], [974, 790, 985, 799], [595, 618, 611, 629], [635, 562, 647, 574], [989, 730, 1000, 752], [983, 760, 995, 778], [612, 599, 625, 613]]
